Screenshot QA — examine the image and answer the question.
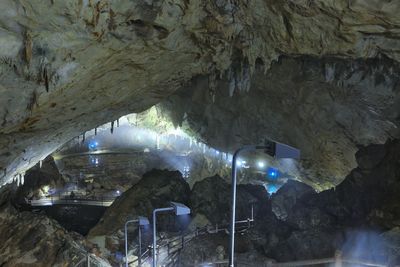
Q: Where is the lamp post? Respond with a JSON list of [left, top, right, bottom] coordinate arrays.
[[152, 202, 191, 267], [228, 141, 300, 267], [125, 216, 150, 267]]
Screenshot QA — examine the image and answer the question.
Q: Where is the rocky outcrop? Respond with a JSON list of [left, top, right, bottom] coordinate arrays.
[[12, 156, 65, 205], [159, 56, 400, 189], [271, 180, 314, 221], [2, 0, 400, 186], [87, 169, 191, 265], [190, 175, 269, 225], [89, 169, 190, 237], [177, 139, 400, 264], [0, 185, 97, 267]]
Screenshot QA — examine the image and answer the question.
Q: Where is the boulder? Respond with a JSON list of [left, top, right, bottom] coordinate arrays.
[[190, 175, 268, 225], [89, 168, 191, 238], [271, 180, 315, 221]]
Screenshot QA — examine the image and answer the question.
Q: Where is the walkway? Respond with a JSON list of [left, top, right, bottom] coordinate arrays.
[[28, 194, 115, 207]]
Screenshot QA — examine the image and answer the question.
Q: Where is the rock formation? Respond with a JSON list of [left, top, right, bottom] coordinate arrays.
[[158, 56, 400, 189], [88, 169, 191, 264], [0, 184, 98, 267], [1, 0, 400, 187], [177, 139, 400, 264]]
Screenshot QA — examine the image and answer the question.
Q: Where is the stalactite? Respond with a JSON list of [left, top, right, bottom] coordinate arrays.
[[39, 160, 42, 168], [24, 30, 32, 66], [111, 121, 114, 134], [82, 132, 85, 143], [117, 119, 119, 127], [95, 127, 97, 135]]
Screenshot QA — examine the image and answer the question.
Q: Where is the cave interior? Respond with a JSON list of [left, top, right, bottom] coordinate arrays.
[[1, 1, 400, 267]]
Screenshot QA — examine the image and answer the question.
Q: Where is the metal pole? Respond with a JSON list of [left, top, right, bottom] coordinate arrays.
[[153, 207, 174, 267], [125, 219, 139, 267], [229, 145, 264, 267], [138, 226, 142, 267]]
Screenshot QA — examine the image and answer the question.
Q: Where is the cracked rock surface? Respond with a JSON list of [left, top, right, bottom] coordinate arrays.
[[1, 0, 400, 186]]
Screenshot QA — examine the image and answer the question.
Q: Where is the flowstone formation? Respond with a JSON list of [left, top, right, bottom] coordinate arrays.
[[1, 0, 400, 186]]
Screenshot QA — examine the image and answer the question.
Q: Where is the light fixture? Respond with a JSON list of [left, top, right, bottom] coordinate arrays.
[[257, 161, 265, 168], [88, 140, 99, 150], [267, 167, 279, 179], [152, 202, 191, 267], [229, 140, 300, 267], [124, 216, 150, 267]]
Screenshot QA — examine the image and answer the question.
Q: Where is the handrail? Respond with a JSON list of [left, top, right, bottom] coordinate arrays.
[[131, 215, 255, 266], [196, 257, 388, 267], [27, 192, 116, 207]]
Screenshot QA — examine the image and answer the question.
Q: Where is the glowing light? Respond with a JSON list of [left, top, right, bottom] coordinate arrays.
[[88, 140, 99, 150], [168, 127, 185, 137], [267, 167, 279, 179], [267, 184, 278, 194], [116, 190, 120, 195], [91, 157, 99, 166], [257, 161, 265, 168]]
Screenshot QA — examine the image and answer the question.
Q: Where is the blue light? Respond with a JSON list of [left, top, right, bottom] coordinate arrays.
[[267, 184, 278, 194], [267, 167, 279, 180], [88, 140, 98, 150]]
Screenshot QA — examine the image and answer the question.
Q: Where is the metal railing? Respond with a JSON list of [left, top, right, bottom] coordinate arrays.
[[196, 252, 389, 267], [71, 242, 111, 267], [27, 192, 116, 207], [128, 213, 255, 266]]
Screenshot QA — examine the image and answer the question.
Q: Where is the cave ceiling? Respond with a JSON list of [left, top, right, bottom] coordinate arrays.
[[1, 0, 400, 186]]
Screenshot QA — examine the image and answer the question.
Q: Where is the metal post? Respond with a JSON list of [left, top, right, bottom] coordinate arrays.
[[125, 219, 139, 267], [229, 145, 263, 267], [153, 207, 174, 267], [138, 226, 142, 267]]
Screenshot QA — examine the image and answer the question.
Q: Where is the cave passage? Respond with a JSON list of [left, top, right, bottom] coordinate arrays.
[[1, 1, 400, 266]]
